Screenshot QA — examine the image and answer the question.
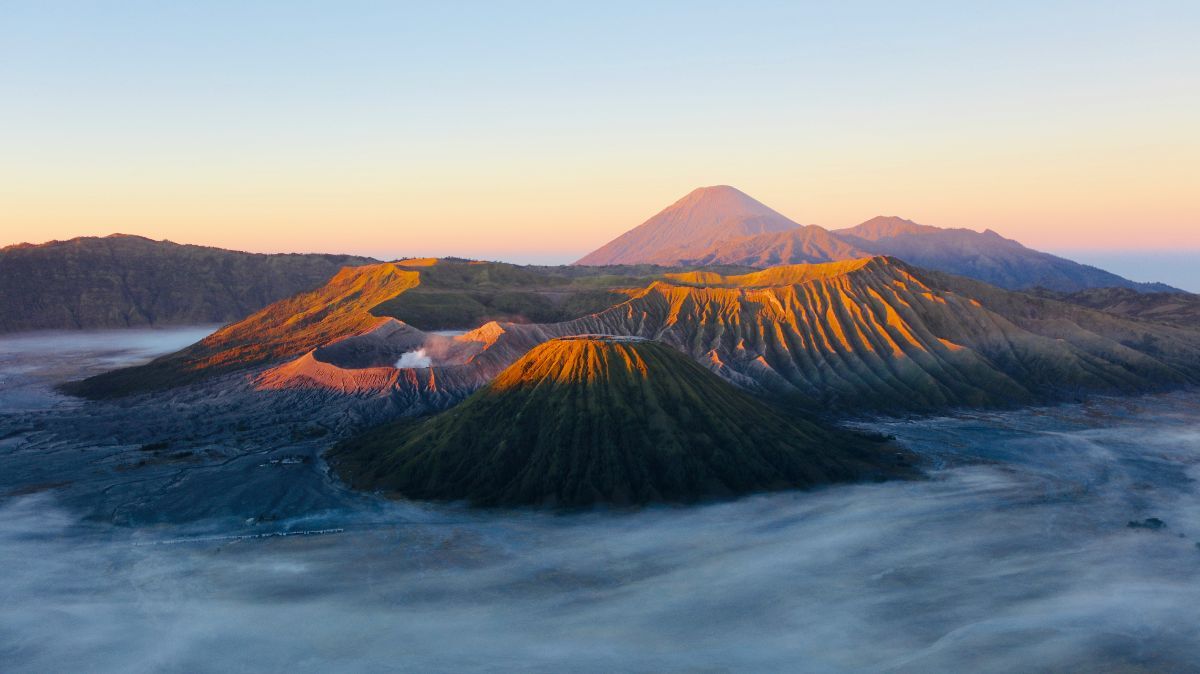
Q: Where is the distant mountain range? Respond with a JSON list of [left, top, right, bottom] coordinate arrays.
[[4, 189, 1184, 335], [0, 235, 376, 333], [1030, 286, 1200, 328], [575, 185, 1178, 293], [831, 216, 1176, 293]]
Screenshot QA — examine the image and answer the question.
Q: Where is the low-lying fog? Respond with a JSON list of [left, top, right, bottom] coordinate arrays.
[[0, 326, 217, 411], [2, 331, 1199, 672]]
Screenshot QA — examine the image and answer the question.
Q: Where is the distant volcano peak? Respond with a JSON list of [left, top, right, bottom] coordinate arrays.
[[659, 184, 792, 227], [676, 184, 762, 207], [837, 216, 933, 241], [575, 185, 799, 265]]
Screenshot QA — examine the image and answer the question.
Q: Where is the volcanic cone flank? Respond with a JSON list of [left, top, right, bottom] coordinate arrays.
[[329, 336, 909, 506]]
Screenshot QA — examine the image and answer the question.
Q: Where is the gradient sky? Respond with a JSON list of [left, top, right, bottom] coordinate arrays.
[[3, 2, 1198, 286]]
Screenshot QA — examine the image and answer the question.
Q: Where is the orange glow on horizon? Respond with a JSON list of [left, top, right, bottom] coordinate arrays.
[[5, 168, 1196, 261]]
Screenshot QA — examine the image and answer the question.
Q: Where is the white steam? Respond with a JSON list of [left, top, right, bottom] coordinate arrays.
[[395, 348, 432, 369]]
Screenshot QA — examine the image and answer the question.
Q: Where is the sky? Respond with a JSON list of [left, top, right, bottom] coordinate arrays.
[[2, 2, 1198, 287]]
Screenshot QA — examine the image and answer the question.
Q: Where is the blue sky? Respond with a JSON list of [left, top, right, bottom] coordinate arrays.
[[3, 1, 1198, 289]]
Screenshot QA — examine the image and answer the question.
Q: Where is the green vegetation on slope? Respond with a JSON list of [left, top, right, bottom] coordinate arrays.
[[372, 286, 630, 330], [368, 258, 747, 330], [329, 337, 911, 507]]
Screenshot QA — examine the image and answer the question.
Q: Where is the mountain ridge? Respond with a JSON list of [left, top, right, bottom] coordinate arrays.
[[833, 217, 1174, 293], [574, 187, 1177, 293], [0, 234, 377, 333]]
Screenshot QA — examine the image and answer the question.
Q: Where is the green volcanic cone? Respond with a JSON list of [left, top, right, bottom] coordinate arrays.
[[329, 336, 912, 506]]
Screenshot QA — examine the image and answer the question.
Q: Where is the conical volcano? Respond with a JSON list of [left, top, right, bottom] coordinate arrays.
[[328, 336, 910, 506], [575, 185, 801, 265]]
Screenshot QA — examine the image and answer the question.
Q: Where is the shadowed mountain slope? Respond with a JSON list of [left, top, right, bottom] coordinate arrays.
[[575, 186, 800, 265], [0, 234, 375, 332], [328, 337, 910, 506], [1030, 287, 1200, 328]]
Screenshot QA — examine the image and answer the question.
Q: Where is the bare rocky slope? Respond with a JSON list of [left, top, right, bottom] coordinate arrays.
[[0, 234, 376, 332]]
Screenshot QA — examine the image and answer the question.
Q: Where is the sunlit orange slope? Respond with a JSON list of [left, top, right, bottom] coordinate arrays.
[[65, 262, 419, 396]]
